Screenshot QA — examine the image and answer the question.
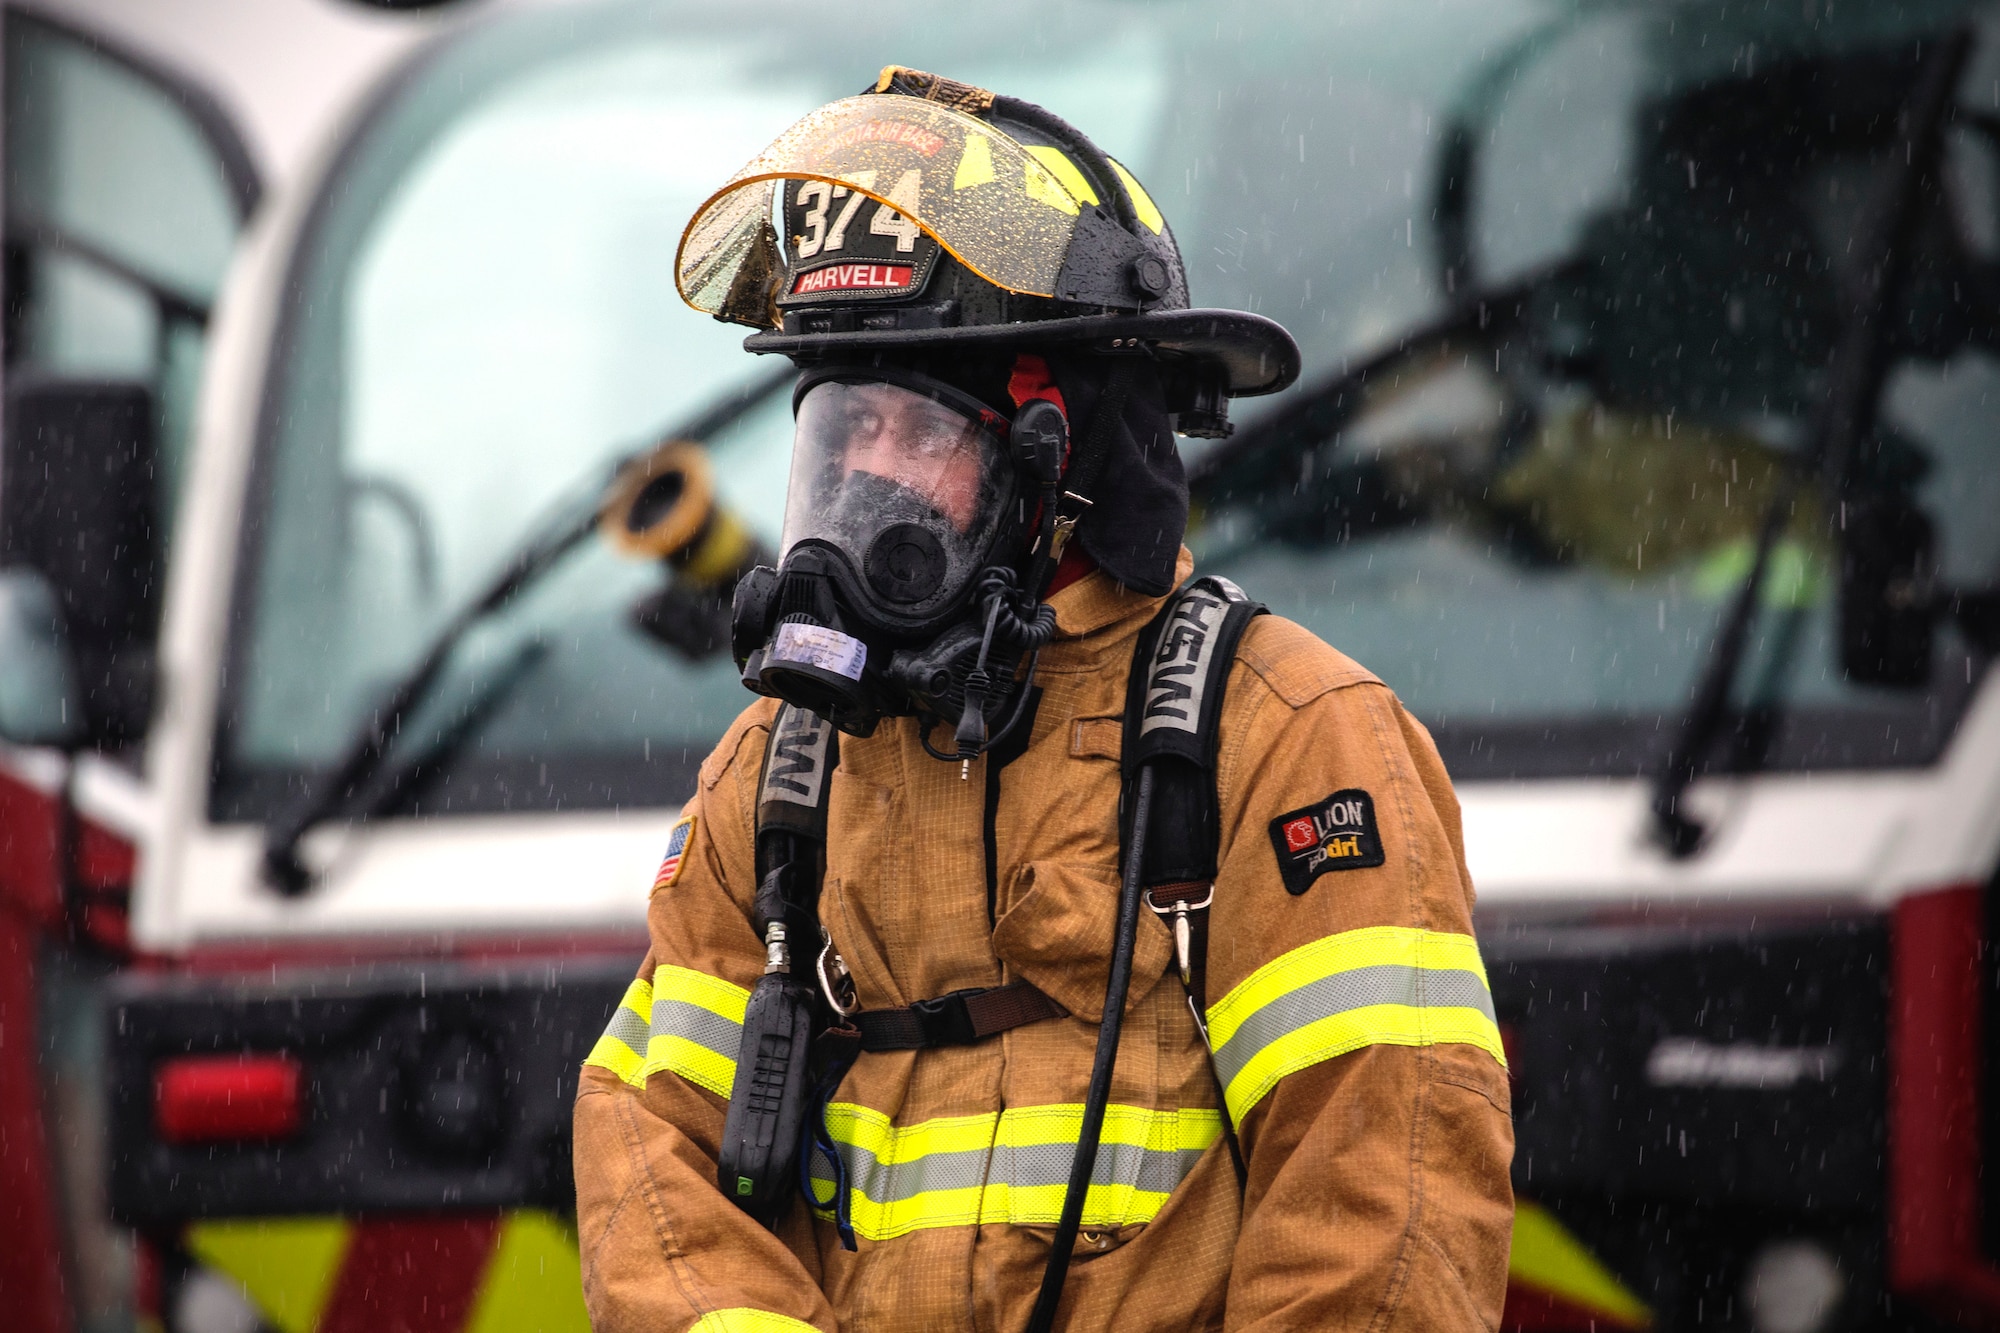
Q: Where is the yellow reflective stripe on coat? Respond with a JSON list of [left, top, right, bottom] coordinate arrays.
[[583, 966, 749, 1097], [1207, 926, 1504, 1123], [809, 1102, 1222, 1241], [690, 1311, 823, 1333]]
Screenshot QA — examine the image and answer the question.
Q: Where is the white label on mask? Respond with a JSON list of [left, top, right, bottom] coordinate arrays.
[[770, 622, 867, 681]]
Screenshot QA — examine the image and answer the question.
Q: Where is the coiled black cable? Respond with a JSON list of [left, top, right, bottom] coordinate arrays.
[[975, 566, 1058, 652], [928, 568, 1060, 763]]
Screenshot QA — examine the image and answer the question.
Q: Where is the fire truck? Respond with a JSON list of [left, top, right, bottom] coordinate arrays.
[[5, 1, 2000, 1330]]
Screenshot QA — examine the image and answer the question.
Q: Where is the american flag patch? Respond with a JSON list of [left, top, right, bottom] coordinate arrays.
[[653, 815, 696, 891]]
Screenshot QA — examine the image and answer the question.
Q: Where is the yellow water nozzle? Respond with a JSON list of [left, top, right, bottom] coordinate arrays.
[[599, 440, 716, 562]]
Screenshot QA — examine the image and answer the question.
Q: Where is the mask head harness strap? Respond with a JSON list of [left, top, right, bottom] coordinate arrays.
[[931, 350, 1141, 769], [1123, 575, 1266, 1039], [929, 354, 1065, 765]]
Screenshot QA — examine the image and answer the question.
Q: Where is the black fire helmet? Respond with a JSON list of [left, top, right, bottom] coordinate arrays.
[[675, 66, 1302, 436]]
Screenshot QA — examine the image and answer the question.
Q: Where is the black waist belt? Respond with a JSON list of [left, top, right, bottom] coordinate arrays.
[[851, 981, 1067, 1051]]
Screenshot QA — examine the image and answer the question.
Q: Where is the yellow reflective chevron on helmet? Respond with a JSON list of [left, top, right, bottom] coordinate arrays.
[[679, 95, 1099, 313], [1024, 145, 1098, 210], [953, 132, 996, 190], [1109, 158, 1164, 234]]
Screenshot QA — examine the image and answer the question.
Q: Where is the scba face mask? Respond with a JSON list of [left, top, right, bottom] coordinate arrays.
[[732, 365, 1068, 743], [785, 370, 1013, 628]]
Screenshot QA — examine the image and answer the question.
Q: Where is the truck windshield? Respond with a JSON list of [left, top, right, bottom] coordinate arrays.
[[215, 0, 2000, 821]]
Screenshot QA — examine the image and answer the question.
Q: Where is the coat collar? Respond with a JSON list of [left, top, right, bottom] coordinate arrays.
[[1039, 547, 1195, 666]]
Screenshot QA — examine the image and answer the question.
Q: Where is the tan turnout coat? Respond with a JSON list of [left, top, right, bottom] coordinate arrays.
[[573, 555, 1514, 1332]]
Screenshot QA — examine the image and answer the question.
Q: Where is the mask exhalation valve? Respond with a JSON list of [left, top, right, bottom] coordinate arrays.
[[864, 523, 948, 604]]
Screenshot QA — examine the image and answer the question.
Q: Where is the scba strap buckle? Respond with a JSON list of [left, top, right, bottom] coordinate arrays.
[[1121, 574, 1264, 1047], [908, 988, 986, 1046], [849, 981, 1068, 1052]]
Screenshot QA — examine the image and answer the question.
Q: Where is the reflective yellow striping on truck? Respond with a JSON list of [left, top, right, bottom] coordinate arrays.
[[186, 1210, 591, 1333], [1506, 1200, 1653, 1328]]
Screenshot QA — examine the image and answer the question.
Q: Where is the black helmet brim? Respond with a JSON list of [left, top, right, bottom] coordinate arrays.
[[744, 307, 1301, 398]]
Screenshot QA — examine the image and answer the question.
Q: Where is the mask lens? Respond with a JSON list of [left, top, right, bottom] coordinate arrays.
[[781, 377, 1012, 618], [806, 383, 987, 530]]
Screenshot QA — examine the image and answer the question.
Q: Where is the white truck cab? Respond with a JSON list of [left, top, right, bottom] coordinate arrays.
[[4, 3, 1999, 1331]]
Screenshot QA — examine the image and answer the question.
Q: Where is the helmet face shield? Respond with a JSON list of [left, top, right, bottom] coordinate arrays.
[[678, 94, 1126, 318], [781, 372, 1016, 629]]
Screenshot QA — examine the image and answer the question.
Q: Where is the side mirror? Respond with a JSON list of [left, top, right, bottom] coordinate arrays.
[[1948, 588, 2000, 657], [1, 375, 161, 746], [0, 568, 84, 748], [1838, 493, 1936, 688]]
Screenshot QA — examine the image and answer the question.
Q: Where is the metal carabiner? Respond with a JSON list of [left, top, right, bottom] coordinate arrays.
[[1145, 882, 1217, 1049], [1145, 882, 1215, 986], [816, 929, 858, 1017]]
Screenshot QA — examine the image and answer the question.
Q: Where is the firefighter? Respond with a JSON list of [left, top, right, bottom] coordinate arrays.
[[574, 68, 1513, 1331]]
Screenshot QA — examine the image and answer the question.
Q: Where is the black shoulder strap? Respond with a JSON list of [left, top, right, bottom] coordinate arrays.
[[754, 700, 840, 971], [719, 704, 839, 1221], [1120, 575, 1264, 1022], [757, 702, 837, 845], [1126, 575, 1265, 776]]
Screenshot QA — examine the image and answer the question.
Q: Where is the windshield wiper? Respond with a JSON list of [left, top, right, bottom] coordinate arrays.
[[261, 366, 794, 895], [1648, 28, 1972, 858], [345, 635, 552, 823], [1187, 266, 1561, 496]]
